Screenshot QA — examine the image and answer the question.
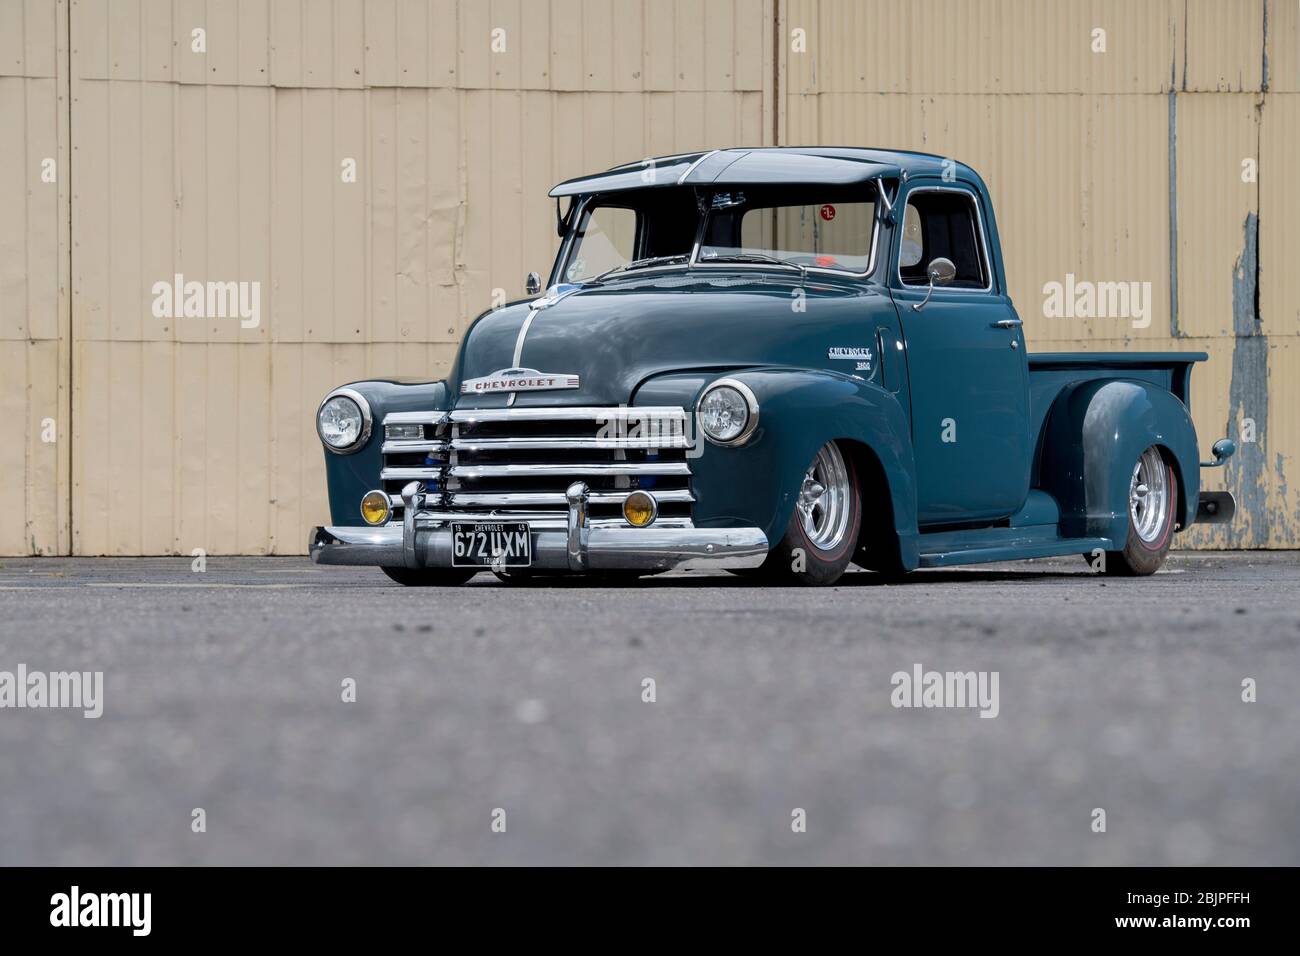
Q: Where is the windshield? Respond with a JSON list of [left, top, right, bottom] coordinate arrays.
[[559, 183, 879, 282], [697, 186, 876, 273], [561, 189, 700, 283]]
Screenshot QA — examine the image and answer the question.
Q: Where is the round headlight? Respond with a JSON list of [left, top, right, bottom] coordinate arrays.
[[698, 379, 759, 445], [317, 389, 372, 454]]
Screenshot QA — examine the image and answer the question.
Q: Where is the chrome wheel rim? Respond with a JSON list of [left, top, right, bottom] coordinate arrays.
[[1129, 447, 1170, 544], [797, 442, 852, 551]]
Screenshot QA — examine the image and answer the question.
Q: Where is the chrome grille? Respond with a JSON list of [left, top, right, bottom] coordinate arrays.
[[380, 406, 695, 525]]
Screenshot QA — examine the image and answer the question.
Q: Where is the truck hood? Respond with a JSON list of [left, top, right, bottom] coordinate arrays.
[[450, 273, 896, 407]]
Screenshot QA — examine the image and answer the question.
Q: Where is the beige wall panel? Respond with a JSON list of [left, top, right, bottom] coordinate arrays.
[[1182, 0, 1265, 92], [1267, 0, 1300, 92], [0, 77, 61, 342], [782, 0, 1182, 96], [72, 341, 276, 555], [1178, 336, 1297, 549], [0, 0, 69, 556], [0, 0, 59, 79], [0, 342, 63, 555], [351, 0, 770, 92], [1260, 92, 1300, 334], [1174, 92, 1260, 339]]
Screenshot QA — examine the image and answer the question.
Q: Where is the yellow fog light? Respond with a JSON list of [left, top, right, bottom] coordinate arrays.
[[622, 490, 658, 527], [360, 490, 391, 526]]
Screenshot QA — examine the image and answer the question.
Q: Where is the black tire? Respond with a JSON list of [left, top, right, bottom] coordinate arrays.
[[760, 441, 862, 586], [854, 546, 910, 580], [1101, 446, 1178, 576], [381, 566, 478, 586]]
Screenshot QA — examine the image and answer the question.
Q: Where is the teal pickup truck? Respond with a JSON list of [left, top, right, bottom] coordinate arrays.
[[310, 147, 1236, 586]]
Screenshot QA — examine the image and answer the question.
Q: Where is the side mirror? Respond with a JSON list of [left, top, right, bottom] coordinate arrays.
[[928, 257, 956, 286], [1201, 438, 1237, 467], [525, 272, 542, 296], [912, 257, 956, 311]]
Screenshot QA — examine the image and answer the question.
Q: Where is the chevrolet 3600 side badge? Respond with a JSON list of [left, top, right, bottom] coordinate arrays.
[[311, 147, 1237, 586]]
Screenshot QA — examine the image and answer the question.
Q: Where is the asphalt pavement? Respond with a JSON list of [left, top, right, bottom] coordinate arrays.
[[0, 551, 1296, 865]]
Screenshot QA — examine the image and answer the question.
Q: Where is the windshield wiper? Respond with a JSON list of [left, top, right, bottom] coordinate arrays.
[[589, 254, 690, 282], [697, 252, 803, 271]]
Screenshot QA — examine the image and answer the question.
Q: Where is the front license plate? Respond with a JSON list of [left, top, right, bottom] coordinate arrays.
[[451, 522, 532, 568]]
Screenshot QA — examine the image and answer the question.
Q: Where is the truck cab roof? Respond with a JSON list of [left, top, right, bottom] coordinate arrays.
[[548, 146, 985, 197]]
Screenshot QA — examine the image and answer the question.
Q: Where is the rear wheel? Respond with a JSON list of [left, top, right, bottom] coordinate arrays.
[[760, 441, 861, 586], [381, 566, 478, 586], [1101, 445, 1178, 576]]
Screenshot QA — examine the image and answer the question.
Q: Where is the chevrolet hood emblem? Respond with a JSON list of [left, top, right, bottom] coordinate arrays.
[[459, 367, 581, 395]]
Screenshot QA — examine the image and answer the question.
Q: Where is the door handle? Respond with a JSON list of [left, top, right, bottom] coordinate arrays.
[[993, 318, 1023, 329]]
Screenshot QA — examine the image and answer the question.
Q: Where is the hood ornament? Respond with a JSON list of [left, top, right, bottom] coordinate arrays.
[[531, 283, 581, 310], [460, 367, 580, 395]]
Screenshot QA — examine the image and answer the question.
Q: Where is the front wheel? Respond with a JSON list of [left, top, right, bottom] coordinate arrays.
[[1100, 446, 1178, 576], [381, 566, 478, 586], [759, 441, 861, 586]]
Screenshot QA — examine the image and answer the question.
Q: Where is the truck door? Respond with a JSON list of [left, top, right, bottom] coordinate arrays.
[[889, 184, 1031, 525]]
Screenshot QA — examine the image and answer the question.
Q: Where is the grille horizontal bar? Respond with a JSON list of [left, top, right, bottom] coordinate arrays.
[[449, 406, 688, 424], [383, 410, 449, 425], [451, 435, 690, 451], [450, 462, 691, 478], [447, 489, 694, 507], [381, 466, 443, 481], [380, 439, 447, 454]]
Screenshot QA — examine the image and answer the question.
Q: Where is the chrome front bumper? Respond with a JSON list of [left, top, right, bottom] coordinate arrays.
[[309, 481, 769, 573]]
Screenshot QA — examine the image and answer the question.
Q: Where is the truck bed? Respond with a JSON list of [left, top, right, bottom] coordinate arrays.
[[1026, 351, 1206, 452]]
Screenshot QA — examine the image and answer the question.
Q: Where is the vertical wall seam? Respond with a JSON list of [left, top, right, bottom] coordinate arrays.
[[22, 0, 31, 551], [772, 0, 780, 145], [1167, 89, 1179, 337], [1261, 0, 1270, 93], [63, 0, 74, 554]]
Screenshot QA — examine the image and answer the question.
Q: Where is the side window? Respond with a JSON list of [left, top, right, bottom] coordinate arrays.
[[566, 205, 639, 281], [897, 191, 989, 289]]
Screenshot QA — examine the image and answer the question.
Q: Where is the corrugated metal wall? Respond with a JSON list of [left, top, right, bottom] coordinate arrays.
[[0, 0, 1293, 553], [61, 0, 771, 555], [0, 0, 71, 556]]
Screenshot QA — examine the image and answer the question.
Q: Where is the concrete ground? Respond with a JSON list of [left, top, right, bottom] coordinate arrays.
[[0, 551, 1295, 865]]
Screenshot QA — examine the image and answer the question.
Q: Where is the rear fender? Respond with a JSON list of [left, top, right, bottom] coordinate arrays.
[[1039, 379, 1200, 542]]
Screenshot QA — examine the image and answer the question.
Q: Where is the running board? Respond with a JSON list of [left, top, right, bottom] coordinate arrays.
[[914, 520, 1115, 569], [917, 536, 1113, 568]]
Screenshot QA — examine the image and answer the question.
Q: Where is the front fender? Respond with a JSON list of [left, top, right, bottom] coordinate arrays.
[[1039, 379, 1200, 542], [636, 368, 920, 567], [321, 379, 450, 526]]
